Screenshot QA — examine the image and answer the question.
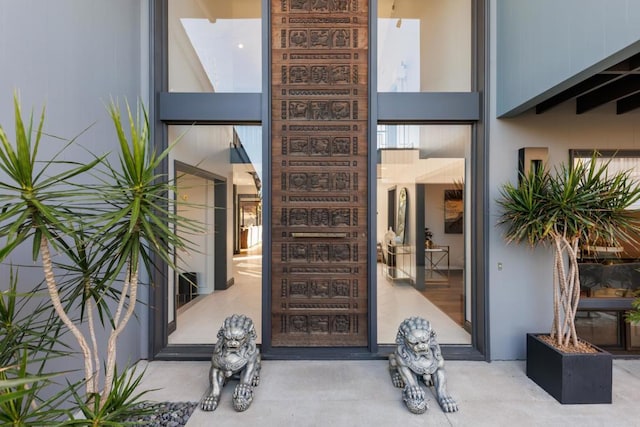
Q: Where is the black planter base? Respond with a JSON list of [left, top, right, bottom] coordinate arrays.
[[526, 333, 612, 404]]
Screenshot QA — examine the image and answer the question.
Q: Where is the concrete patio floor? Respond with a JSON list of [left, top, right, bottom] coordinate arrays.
[[135, 359, 640, 426]]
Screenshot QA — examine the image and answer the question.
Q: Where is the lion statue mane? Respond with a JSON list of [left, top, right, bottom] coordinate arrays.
[[388, 316, 458, 414], [201, 314, 261, 412]]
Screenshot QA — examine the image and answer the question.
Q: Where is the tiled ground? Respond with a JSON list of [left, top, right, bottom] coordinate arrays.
[[134, 359, 640, 427]]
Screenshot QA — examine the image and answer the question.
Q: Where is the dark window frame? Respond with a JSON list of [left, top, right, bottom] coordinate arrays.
[[148, 0, 488, 361]]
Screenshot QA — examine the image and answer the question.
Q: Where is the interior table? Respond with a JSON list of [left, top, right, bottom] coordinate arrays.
[[425, 245, 450, 284]]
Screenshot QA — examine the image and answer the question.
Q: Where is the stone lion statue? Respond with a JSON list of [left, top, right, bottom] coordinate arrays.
[[201, 314, 261, 412], [388, 316, 458, 414]]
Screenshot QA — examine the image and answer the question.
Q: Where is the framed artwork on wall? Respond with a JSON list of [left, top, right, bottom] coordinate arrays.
[[444, 189, 463, 234]]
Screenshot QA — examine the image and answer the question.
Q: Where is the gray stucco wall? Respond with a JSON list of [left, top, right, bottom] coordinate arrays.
[[489, 0, 640, 360], [497, 0, 640, 117], [0, 0, 149, 371]]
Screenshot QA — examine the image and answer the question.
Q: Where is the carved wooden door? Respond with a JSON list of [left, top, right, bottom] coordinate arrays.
[[271, 0, 369, 346]]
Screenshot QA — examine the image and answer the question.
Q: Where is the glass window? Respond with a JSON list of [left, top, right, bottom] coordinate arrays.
[[573, 149, 640, 353], [168, 0, 262, 92], [631, 323, 640, 349], [167, 124, 263, 344], [377, 125, 471, 345], [576, 312, 621, 347], [377, 0, 471, 92], [572, 150, 640, 259], [572, 151, 640, 209]]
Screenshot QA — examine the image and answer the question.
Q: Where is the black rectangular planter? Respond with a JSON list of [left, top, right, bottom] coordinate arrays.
[[526, 333, 612, 404]]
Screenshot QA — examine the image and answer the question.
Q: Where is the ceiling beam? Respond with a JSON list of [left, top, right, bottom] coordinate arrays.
[[535, 74, 617, 114], [576, 75, 640, 114], [603, 51, 640, 73], [617, 92, 640, 114]]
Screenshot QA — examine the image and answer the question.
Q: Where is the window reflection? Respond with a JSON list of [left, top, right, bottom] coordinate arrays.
[[167, 124, 263, 344], [376, 125, 471, 345], [169, 0, 261, 92], [378, 0, 471, 92], [576, 311, 621, 347], [573, 149, 640, 354], [631, 323, 640, 349]]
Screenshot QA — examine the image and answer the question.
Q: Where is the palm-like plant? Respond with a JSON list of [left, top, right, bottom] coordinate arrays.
[[0, 95, 201, 416], [0, 95, 101, 396], [0, 270, 75, 425], [497, 156, 640, 349], [95, 101, 200, 404], [628, 297, 640, 324]]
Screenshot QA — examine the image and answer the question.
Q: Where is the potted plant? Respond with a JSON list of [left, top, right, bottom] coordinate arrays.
[[628, 295, 640, 324], [424, 227, 433, 248], [497, 154, 640, 404]]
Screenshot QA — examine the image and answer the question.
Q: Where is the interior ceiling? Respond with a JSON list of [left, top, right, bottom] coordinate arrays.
[[377, 149, 464, 185], [535, 52, 640, 115]]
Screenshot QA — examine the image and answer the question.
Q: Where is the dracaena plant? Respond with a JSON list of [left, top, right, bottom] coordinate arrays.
[[497, 156, 640, 349], [0, 94, 200, 415], [0, 270, 76, 425]]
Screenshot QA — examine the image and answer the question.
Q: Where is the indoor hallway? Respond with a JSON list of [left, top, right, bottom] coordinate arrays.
[[169, 246, 470, 345]]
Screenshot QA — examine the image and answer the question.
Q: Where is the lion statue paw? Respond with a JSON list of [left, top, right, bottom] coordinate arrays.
[[390, 371, 405, 388], [402, 385, 428, 414], [232, 383, 254, 412], [438, 395, 459, 413], [251, 370, 261, 387], [200, 395, 219, 412], [389, 316, 459, 414], [201, 314, 261, 412]]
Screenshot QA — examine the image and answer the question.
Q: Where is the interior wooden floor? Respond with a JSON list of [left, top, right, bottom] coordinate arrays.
[[420, 269, 465, 327]]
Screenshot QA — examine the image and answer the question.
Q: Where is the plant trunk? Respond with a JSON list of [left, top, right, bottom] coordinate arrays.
[[86, 296, 101, 393], [39, 235, 97, 394], [567, 237, 581, 346], [552, 248, 561, 340], [552, 235, 581, 348], [101, 264, 139, 405]]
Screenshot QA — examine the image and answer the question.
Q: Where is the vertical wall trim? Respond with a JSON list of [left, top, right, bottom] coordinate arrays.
[[368, 0, 379, 353], [471, 0, 490, 360], [261, 0, 273, 352], [233, 185, 239, 254], [415, 184, 426, 290], [214, 180, 228, 290], [149, 0, 170, 359]]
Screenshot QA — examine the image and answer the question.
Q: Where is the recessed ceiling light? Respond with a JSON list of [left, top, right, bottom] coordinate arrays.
[[238, 43, 244, 49]]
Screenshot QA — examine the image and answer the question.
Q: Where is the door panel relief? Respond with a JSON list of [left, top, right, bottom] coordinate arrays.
[[271, 0, 369, 346]]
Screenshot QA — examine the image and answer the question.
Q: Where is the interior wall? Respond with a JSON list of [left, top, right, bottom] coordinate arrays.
[[176, 173, 214, 294], [199, 0, 260, 19], [169, 126, 235, 287], [168, 0, 213, 92], [376, 185, 390, 247], [377, 182, 468, 279], [168, 0, 262, 93], [378, 0, 472, 91], [489, 1, 640, 360], [424, 184, 464, 269], [420, 0, 471, 91]]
